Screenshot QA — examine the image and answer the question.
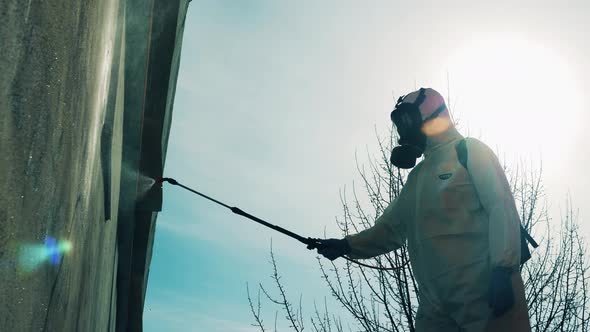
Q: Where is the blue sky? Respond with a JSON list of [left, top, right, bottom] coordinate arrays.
[[144, 1, 590, 331]]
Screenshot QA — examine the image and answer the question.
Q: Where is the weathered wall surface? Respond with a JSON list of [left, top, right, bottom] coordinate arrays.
[[0, 0, 122, 330], [0, 0, 188, 331]]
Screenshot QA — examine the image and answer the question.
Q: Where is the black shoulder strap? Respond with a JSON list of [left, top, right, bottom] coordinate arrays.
[[456, 138, 468, 170], [454, 138, 538, 266]]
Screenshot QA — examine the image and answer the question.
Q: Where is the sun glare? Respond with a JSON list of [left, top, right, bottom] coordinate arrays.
[[444, 35, 582, 160]]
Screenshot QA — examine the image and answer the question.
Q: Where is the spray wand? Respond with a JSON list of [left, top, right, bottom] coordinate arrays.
[[156, 177, 407, 271]]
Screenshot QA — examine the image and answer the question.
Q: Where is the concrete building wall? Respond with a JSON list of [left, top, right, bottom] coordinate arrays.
[[0, 0, 189, 330]]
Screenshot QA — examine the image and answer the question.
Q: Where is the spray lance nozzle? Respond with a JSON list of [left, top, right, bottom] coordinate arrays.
[[156, 177, 178, 185]]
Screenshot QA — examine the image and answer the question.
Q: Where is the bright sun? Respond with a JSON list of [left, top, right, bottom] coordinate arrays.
[[444, 35, 582, 161]]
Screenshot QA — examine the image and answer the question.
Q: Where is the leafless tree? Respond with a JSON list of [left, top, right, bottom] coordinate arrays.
[[248, 128, 590, 331]]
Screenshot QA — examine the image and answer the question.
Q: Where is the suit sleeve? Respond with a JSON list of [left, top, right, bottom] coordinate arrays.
[[466, 139, 521, 268], [344, 179, 411, 259]]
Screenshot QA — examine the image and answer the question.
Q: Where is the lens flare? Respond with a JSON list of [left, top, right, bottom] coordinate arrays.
[[18, 236, 73, 273], [59, 240, 73, 252]]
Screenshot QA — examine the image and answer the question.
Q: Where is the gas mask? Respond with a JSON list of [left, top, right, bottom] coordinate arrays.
[[389, 88, 447, 169]]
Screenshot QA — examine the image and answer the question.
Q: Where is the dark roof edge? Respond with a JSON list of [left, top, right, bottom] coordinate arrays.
[[116, 0, 190, 331]]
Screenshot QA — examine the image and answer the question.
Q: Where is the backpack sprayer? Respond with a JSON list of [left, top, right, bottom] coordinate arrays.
[[156, 177, 406, 271]]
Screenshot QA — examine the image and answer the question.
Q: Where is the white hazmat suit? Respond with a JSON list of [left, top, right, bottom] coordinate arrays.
[[345, 89, 531, 331]]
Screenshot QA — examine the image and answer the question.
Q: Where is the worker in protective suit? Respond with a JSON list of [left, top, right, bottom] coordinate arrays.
[[310, 88, 531, 331]]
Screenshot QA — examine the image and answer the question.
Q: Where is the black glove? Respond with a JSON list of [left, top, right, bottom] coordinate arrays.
[[306, 238, 351, 261], [488, 267, 515, 317]]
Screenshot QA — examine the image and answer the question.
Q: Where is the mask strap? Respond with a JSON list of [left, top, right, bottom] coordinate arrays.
[[395, 94, 406, 107], [413, 88, 427, 107], [423, 104, 447, 122]]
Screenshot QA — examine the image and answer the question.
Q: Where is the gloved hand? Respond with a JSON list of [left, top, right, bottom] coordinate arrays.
[[306, 238, 351, 261], [488, 267, 515, 317]]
